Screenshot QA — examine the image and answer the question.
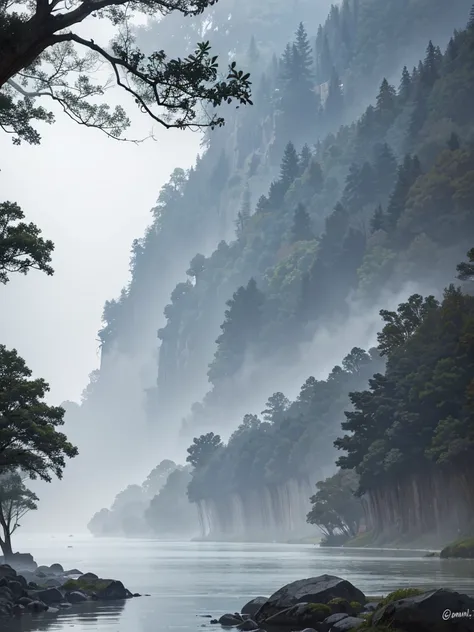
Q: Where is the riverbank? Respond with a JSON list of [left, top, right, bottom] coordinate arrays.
[[0, 554, 140, 620], [210, 574, 474, 631]]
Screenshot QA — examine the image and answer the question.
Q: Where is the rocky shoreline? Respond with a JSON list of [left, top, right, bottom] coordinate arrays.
[[208, 574, 474, 631], [0, 553, 141, 620]]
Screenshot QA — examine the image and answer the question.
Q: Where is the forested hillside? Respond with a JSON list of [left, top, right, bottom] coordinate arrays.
[[82, 0, 474, 539]]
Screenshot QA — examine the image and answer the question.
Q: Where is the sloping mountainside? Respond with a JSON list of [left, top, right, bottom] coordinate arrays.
[[78, 0, 474, 537]]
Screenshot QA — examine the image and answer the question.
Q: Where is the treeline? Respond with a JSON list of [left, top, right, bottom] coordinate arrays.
[[171, 12, 474, 437]]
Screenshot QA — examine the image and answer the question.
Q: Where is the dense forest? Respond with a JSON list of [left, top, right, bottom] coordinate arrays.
[[85, 0, 474, 543]]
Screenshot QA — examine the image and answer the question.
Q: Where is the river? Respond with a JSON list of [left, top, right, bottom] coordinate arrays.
[[3, 534, 474, 631]]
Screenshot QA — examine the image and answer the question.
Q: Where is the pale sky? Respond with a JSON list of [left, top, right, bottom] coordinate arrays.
[[0, 24, 200, 404]]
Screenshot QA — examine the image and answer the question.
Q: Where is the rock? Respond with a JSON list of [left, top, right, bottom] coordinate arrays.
[[28, 581, 38, 589], [0, 553, 37, 572], [44, 577, 63, 587], [0, 577, 7, 588], [36, 565, 52, 576], [254, 575, 366, 623], [59, 602, 72, 608], [373, 588, 474, 631], [0, 598, 13, 618], [47, 606, 59, 614], [362, 602, 378, 612], [6, 580, 24, 598], [0, 565, 16, 579], [96, 580, 128, 600], [64, 568, 83, 576], [133, 593, 141, 597], [210, 618, 218, 624], [328, 616, 364, 631], [300, 629, 319, 632], [321, 613, 349, 632], [15, 575, 27, 588], [12, 603, 24, 616], [219, 613, 244, 626], [265, 602, 332, 627], [328, 598, 352, 614], [80, 572, 99, 580], [33, 587, 64, 605], [0, 586, 13, 602], [241, 597, 268, 617], [66, 591, 88, 603], [26, 600, 48, 612], [236, 619, 259, 631], [17, 596, 32, 606], [49, 563, 64, 574]]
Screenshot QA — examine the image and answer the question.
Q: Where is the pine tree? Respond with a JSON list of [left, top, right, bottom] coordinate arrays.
[[295, 22, 313, 75], [299, 144, 312, 174], [421, 41, 440, 89], [386, 155, 422, 229], [305, 159, 324, 193], [398, 66, 412, 103], [319, 34, 333, 84], [376, 78, 397, 116], [235, 186, 251, 238], [370, 205, 386, 232], [446, 37, 459, 62], [373, 143, 397, 199], [256, 195, 269, 213], [279, 142, 300, 187], [469, 4, 474, 29], [291, 204, 314, 242]]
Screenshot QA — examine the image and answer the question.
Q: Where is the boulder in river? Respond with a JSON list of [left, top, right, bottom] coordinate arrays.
[[372, 588, 474, 631], [254, 575, 366, 622], [241, 597, 267, 617]]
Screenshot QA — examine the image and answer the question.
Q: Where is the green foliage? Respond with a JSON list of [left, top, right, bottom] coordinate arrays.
[[0, 201, 54, 284], [0, 1, 253, 143], [186, 347, 384, 503], [186, 432, 223, 469], [377, 588, 424, 609], [336, 250, 474, 493], [306, 470, 364, 540], [440, 537, 474, 558], [0, 345, 78, 482]]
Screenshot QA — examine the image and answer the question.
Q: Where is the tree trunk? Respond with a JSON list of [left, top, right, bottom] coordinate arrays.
[[0, 532, 13, 559]]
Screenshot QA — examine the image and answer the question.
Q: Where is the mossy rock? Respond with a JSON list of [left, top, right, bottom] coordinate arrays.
[[440, 537, 474, 559], [306, 602, 331, 616], [350, 601, 363, 613], [62, 578, 114, 594], [377, 588, 424, 609], [328, 597, 352, 614]]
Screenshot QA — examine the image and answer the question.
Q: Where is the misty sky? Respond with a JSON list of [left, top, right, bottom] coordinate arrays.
[[0, 25, 201, 404]]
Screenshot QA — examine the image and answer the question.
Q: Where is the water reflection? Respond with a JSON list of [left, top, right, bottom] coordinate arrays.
[[3, 600, 126, 631]]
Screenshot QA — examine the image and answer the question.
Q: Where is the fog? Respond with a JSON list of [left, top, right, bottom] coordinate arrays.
[[2, 0, 472, 541]]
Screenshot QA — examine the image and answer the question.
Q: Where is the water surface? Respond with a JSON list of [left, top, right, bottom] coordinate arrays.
[[5, 534, 474, 631]]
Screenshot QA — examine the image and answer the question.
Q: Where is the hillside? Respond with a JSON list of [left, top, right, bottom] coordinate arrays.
[[80, 0, 474, 538]]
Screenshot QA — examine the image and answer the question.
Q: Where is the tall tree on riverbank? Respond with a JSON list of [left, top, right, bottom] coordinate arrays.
[[0, 473, 38, 558]]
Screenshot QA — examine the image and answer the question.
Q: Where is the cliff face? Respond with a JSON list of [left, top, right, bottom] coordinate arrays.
[[363, 467, 474, 544], [196, 478, 317, 540]]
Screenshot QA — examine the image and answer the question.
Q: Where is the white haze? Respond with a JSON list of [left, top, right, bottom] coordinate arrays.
[[3, 3, 468, 536]]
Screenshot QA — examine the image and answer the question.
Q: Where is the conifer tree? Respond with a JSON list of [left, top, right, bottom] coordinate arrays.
[[325, 68, 344, 126], [373, 143, 398, 199], [291, 204, 314, 242], [235, 186, 251, 238], [299, 144, 312, 174], [469, 4, 474, 29], [447, 132, 460, 151], [247, 35, 260, 66], [305, 159, 324, 194], [386, 155, 422, 229], [398, 66, 412, 103], [295, 22, 313, 75], [319, 34, 333, 84], [370, 204, 386, 233], [279, 142, 300, 188]]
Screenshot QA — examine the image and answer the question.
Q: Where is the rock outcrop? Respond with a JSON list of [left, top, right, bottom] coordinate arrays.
[[0, 561, 138, 620]]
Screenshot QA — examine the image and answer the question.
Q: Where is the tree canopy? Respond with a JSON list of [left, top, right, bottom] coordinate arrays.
[[0, 201, 54, 284], [0, 0, 253, 143], [0, 345, 78, 482]]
